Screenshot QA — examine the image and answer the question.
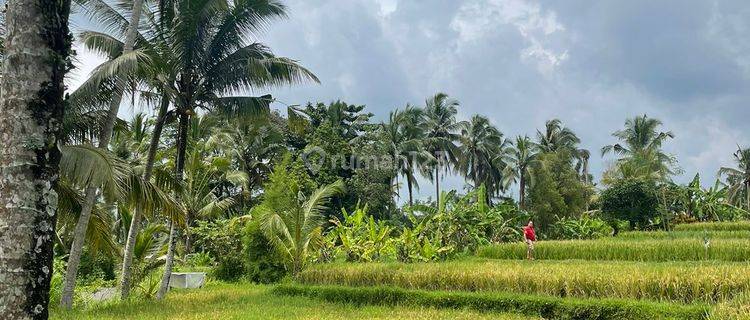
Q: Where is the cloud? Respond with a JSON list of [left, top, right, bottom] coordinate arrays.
[[67, 0, 750, 199], [451, 0, 568, 75]]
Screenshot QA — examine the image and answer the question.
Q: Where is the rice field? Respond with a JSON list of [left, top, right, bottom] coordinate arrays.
[[616, 230, 750, 240], [51, 283, 531, 320], [674, 221, 750, 232], [297, 259, 750, 304], [290, 221, 750, 319], [477, 238, 750, 262]]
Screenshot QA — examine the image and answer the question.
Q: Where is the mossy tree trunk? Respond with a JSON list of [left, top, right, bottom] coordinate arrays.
[[0, 0, 72, 318]]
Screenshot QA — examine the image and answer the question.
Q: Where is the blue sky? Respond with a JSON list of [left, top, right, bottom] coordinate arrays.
[[69, 0, 750, 202]]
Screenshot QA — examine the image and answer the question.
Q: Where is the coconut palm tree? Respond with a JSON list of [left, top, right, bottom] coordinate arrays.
[[536, 119, 580, 153], [458, 115, 509, 203], [719, 147, 750, 210], [153, 0, 318, 299], [503, 136, 539, 209], [601, 114, 678, 181], [259, 180, 345, 275], [381, 105, 430, 206], [422, 93, 463, 204], [0, 0, 72, 317]]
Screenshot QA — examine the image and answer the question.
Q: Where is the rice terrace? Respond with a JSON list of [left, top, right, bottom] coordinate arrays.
[[2, 0, 750, 320]]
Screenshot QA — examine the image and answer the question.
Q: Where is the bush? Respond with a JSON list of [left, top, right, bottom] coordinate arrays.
[[192, 219, 288, 282], [77, 249, 116, 283], [273, 284, 708, 320], [243, 220, 286, 283], [478, 238, 750, 262], [600, 178, 660, 230], [549, 216, 613, 240], [297, 259, 750, 304]]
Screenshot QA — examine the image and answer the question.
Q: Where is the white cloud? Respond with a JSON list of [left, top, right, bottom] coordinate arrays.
[[450, 0, 568, 75]]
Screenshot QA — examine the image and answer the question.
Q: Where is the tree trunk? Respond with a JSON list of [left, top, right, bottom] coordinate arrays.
[[407, 173, 414, 207], [156, 111, 189, 300], [119, 92, 169, 299], [60, 0, 144, 308], [434, 165, 440, 204], [0, 0, 71, 318], [184, 210, 192, 254], [746, 180, 749, 211], [156, 221, 177, 300], [519, 173, 526, 210]]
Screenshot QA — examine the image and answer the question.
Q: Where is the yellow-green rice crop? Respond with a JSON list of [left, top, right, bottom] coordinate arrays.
[[298, 259, 750, 304], [616, 230, 750, 240], [675, 221, 750, 232], [477, 238, 750, 262]]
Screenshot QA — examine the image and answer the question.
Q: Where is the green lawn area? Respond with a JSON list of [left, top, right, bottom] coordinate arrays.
[[50, 283, 535, 320]]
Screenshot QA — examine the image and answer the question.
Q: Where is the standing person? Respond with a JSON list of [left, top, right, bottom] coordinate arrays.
[[523, 220, 536, 260]]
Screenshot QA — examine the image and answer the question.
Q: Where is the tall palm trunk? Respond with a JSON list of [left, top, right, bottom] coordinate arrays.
[[60, 0, 144, 308], [746, 180, 750, 211], [120, 93, 169, 299], [0, 0, 71, 318], [157, 111, 189, 300], [434, 164, 440, 204], [519, 172, 526, 210], [407, 174, 414, 206]]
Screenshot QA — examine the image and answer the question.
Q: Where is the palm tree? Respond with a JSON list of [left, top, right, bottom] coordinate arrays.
[[60, 0, 147, 307], [0, 0, 72, 317], [503, 136, 539, 209], [601, 114, 678, 181], [381, 105, 429, 206], [536, 119, 580, 153], [458, 115, 508, 203], [536, 118, 591, 183], [719, 147, 750, 210], [422, 93, 462, 204], [152, 0, 318, 299], [259, 180, 345, 275]]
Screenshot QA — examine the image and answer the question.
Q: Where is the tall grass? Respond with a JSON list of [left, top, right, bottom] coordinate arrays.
[[297, 260, 750, 304], [52, 283, 523, 320], [674, 221, 750, 232], [274, 284, 709, 320], [477, 239, 750, 262], [616, 230, 750, 240]]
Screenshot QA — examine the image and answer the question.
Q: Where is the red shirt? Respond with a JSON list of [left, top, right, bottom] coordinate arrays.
[[523, 226, 536, 241]]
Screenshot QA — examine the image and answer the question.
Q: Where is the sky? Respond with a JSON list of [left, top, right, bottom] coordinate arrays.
[[68, 0, 750, 202]]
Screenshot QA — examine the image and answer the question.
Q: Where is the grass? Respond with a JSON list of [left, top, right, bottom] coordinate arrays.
[[274, 284, 709, 320], [297, 259, 750, 304], [477, 238, 750, 262], [50, 283, 533, 320], [674, 221, 750, 232], [616, 230, 750, 240]]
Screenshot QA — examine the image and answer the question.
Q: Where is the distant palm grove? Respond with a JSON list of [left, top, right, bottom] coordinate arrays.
[[1, 0, 749, 319]]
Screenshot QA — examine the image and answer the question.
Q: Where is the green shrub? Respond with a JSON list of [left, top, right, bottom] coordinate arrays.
[[478, 238, 750, 262], [600, 178, 660, 230], [273, 284, 709, 320], [77, 249, 116, 283], [549, 216, 613, 240], [297, 260, 750, 304], [243, 220, 287, 283], [675, 221, 750, 232]]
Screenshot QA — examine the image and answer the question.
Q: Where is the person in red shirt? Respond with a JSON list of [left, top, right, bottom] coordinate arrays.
[[522, 220, 536, 260]]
